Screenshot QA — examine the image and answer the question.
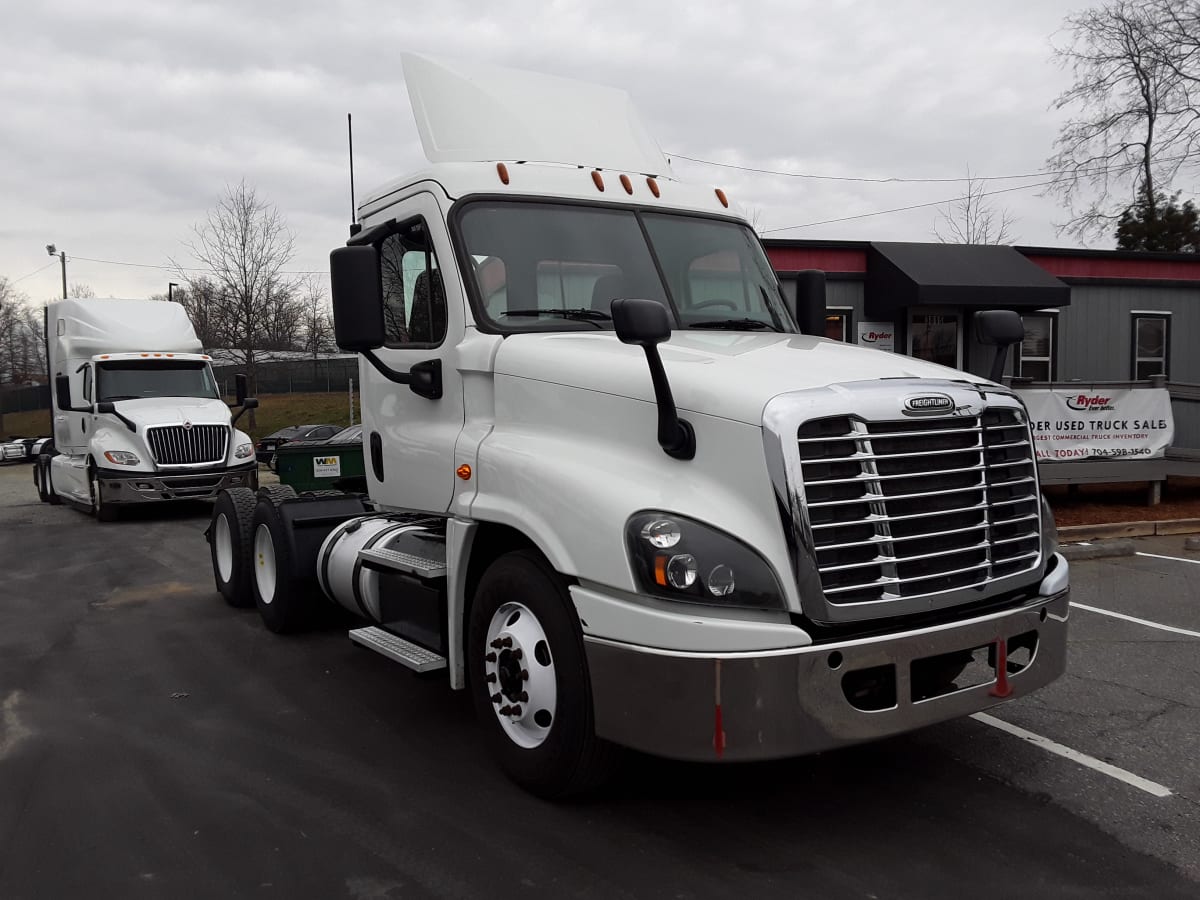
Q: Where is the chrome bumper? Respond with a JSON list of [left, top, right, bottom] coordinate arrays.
[[97, 465, 257, 503], [585, 562, 1069, 762]]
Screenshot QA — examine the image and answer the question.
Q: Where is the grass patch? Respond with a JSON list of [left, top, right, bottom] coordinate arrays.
[[2, 391, 361, 443]]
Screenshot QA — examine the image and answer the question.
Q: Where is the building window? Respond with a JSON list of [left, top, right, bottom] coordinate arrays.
[[825, 309, 852, 341], [1132, 314, 1169, 380], [1017, 314, 1055, 382]]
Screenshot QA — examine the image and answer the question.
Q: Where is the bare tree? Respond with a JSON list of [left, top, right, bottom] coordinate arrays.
[[933, 172, 1018, 244], [0, 279, 47, 436], [68, 282, 95, 299], [300, 279, 336, 359], [174, 181, 305, 425], [1044, 1, 1196, 238]]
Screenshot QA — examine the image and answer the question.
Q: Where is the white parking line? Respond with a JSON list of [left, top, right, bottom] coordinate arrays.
[[1071, 602, 1200, 639], [1135, 551, 1200, 566], [971, 712, 1173, 798]]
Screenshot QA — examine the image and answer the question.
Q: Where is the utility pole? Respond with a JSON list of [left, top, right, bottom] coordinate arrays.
[[45, 244, 66, 298]]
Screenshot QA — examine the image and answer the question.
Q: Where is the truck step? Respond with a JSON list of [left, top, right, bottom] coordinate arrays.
[[357, 546, 447, 579], [349, 626, 447, 673]]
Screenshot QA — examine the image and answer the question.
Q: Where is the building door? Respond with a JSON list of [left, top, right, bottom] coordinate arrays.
[[908, 309, 962, 370]]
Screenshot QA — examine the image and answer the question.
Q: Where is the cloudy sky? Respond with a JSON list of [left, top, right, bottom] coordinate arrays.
[[3, 0, 1094, 304]]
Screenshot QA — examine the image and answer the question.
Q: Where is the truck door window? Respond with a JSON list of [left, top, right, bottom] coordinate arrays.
[[380, 220, 446, 347], [82, 366, 92, 402]]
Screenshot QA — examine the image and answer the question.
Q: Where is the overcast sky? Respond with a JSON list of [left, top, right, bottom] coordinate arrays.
[[3, 0, 1093, 303]]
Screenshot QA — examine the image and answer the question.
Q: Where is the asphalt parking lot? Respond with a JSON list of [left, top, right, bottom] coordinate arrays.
[[1, 460, 1198, 899]]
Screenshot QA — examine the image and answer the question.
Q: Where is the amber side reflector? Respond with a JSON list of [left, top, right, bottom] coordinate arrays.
[[591, 170, 605, 191], [715, 188, 729, 208], [647, 177, 660, 198], [654, 555, 668, 587], [619, 174, 633, 194], [497, 162, 510, 185], [456, 464, 472, 481]]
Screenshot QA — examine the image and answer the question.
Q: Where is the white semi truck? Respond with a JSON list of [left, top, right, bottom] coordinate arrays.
[[207, 55, 1069, 797], [36, 298, 258, 519]]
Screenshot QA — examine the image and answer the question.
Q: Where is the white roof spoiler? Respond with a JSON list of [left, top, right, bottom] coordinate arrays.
[[401, 53, 670, 175]]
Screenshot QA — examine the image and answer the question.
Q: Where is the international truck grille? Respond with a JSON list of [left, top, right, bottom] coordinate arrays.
[[796, 410, 1040, 606], [146, 424, 229, 466]]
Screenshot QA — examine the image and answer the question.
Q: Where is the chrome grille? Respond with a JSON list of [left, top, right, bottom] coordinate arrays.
[[797, 409, 1040, 606], [147, 424, 229, 465]]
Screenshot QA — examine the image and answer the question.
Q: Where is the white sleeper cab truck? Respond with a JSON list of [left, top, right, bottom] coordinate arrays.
[[207, 55, 1069, 797], [37, 298, 258, 520]]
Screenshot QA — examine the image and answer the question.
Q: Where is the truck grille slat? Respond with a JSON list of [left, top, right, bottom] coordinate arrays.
[[147, 425, 229, 466], [797, 408, 1040, 606]]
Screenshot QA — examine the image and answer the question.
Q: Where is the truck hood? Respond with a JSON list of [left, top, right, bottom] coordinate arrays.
[[492, 331, 990, 425], [105, 396, 232, 429]]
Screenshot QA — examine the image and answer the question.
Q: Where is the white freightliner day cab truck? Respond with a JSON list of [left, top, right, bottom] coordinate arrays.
[[206, 55, 1069, 797], [36, 298, 259, 520]]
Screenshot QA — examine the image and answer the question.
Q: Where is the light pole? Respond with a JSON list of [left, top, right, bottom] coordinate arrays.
[[168, 282, 179, 302], [45, 244, 66, 299]]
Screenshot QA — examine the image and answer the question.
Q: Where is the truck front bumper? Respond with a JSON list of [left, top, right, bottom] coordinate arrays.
[[583, 557, 1069, 762], [97, 463, 257, 503]]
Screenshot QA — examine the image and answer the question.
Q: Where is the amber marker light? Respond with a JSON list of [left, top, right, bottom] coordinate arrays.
[[591, 170, 605, 191], [496, 162, 510, 185], [619, 174, 633, 194], [646, 177, 660, 198], [456, 464, 472, 481], [715, 188, 729, 208], [654, 555, 668, 587]]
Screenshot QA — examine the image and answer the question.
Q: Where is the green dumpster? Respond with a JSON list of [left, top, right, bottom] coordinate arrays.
[[274, 426, 365, 492]]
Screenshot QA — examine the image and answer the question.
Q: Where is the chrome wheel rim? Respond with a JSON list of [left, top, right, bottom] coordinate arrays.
[[484, 602, 556, 749], [253, 524, 276, 604], [214, 513, 234, 582]]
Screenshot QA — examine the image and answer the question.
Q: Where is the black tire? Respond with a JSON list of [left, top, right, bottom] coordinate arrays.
[[33, 456, 47, 502], [40, 449, 61, 505], [467, 550, 612, 799], [250, 495, 317, 634], [209, 488, 259, 608], [88, 464, 118, 522], [257, 483, 297, 504]]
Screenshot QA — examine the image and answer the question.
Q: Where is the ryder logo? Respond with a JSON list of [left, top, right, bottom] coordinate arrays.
[[1065, 393, 1114, 412], [861, 331, 893, 343]]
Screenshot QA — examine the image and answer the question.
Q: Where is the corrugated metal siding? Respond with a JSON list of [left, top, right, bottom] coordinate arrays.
[[1056, 285, 1200, 382]]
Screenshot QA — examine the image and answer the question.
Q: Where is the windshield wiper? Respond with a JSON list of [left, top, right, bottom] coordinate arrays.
[[689, 318, 781, 332], [100, 394, 139, 401], [505, 308, 612, 322]]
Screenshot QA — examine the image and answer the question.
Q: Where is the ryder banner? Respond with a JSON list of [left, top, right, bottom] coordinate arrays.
[[1017, 388, 1174, 461]]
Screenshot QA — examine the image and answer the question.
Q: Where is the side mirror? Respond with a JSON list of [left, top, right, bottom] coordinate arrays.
[[235, 373, 248, 406], [243, 397, 259, 410], [611, 299, 694, 460], [975, 310, 1025, 382], [612, 297, 671, 346], [792, 270, 827, 337], [96, 401, 115, 414], [331, 245, 385, 352], [55, 374, 81, 412]]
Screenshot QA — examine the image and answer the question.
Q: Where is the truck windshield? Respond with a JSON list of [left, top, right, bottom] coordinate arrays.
[[96, 361, 220, 401], [457, 201, 795, 333]]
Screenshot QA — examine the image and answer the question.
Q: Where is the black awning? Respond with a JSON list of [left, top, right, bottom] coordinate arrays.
[[865, 242, 1069, 317]]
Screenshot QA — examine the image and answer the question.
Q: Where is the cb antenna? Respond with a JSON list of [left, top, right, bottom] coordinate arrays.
[[348, 113, 360, 236]]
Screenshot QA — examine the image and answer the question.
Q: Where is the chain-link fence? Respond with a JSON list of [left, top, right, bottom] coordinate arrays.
[[0, 384, 50, 414], [212, 358, 359, 396]]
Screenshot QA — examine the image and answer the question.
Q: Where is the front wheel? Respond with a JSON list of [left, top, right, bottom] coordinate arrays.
[[89, 465, 117, 522], [467, 550, 611, 799]]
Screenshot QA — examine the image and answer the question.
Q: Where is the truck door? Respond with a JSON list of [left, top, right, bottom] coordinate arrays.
[[363, 192, 466, 513]]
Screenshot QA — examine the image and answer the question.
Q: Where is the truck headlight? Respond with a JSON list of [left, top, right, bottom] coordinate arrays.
[[234, 443, 254, 459], [1040, 495, 1059, 558], [625, 511, 786, 610], [103, 450, 140, 466]]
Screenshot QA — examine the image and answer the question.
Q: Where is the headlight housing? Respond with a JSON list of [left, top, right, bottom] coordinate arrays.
[[234, 442, 254, 459], [625, 511, 786, 610], [103, 450, 140, 466], [1039, 494, 1059, 559]]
